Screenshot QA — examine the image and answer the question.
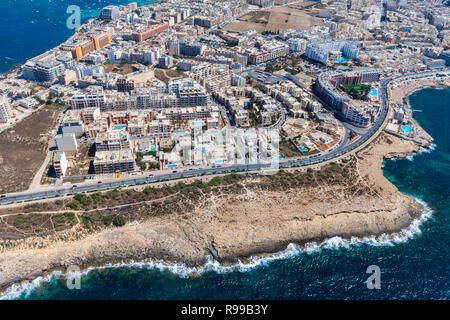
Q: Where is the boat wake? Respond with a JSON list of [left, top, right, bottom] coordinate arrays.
[[0, 198, 433, 300]]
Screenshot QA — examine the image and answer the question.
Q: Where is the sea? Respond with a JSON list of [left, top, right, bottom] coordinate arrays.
[[0, 0, 153, 74], [0, 1, 449, 300]]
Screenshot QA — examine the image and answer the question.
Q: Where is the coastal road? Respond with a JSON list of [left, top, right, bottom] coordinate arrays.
[[3, 70, 445, 206]]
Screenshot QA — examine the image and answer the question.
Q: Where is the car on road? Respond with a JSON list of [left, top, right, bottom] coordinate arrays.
[[72, 185, 77, 189], [148, 174, 154, 177], [172, 170, 177, 173], [0, 195, 5, 198], [97, 181, 102, 184]]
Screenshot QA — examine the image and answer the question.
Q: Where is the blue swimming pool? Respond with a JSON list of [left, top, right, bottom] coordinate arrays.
[[215, 160, 224, 164], [167, 164, 177, 169], [369, 89, 378, 96], [298, 147, 308, 152], [191, 121, 203, 126], [114, 125, 126, 130], [401, 125, 412, 133], [336, 58, 348, 63]]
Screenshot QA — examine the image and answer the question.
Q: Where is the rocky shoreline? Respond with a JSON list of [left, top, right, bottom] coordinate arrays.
[[0, 132, 431, 296]]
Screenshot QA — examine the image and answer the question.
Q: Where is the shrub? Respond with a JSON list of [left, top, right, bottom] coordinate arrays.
[[112, 215, 126, 227], [103, 216, 113, 226], [66, 201, 79, 210]]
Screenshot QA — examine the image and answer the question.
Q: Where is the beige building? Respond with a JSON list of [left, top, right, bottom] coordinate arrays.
[[94, 149, 135, 174]]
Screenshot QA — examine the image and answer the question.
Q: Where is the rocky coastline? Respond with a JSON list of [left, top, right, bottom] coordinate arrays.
[[0, 131, 433, 295]]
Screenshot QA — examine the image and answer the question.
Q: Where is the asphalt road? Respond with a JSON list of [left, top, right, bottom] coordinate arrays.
[[1, 70, 445, 206]]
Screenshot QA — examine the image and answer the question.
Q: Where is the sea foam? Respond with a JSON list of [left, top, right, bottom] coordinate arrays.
[[0, 198, 433, 300]]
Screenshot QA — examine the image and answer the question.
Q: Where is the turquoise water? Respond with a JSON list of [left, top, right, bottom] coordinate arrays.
[[336, 58, 348, 63], [191, 121, 204, 126], [4, 87, 448, 300], [298, 147, 308, 152], [401, 125, 412, 133], [0, 0, 155, 73], [369, 89, 378, 96], [167, 164, 177, 169], [114, 125, 126, 130]]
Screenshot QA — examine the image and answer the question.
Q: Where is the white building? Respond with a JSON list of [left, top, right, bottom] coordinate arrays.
[[54, 133, 78, 157], [53, 151, 68, 178], [0, 95, 13, 123]]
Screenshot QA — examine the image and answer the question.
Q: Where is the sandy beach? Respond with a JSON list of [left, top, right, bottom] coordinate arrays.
[[389, 76, 450, 105]]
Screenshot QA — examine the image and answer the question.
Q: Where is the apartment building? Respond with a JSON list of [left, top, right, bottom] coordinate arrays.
[[99, 5, 120, 20], [132, 22, 169, 43], [53, 151, 68, 178], [94, 149, 135, 174], [0, 95, 13, 123], [60, 33, 111, 60], [70, 86, 106, 110], [23, 59, 65, 83], [80, 107, 101, 124], [246, 41, 289, 65], [148, 119, 171, 137], [95, 130, 131, 151], [116, 77, 135, 93], [168, 79, 208, 106], [305, 40, 359, 64]]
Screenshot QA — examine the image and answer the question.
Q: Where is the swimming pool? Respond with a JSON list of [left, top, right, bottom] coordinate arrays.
[[191, 121, 203, 126], [298, 147, 308, 152], [336, 58, 348, 63], [401, 125, 412, 133], [167, 164, 178, 169], [215, 159, 224, 164], [114, 125, 126, 130], [369, 89, 378, 96]]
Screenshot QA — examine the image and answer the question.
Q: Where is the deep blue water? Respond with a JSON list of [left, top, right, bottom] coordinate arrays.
[[4, 87, 447, 300], [0, 0, 152, 73], [0, 0, 449, 299]]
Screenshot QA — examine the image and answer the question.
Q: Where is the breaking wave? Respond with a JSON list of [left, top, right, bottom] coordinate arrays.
[[0, 198, 433, 300]]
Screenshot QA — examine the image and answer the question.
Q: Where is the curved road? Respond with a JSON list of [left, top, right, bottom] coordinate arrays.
[[1, 70, 445, 206]]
